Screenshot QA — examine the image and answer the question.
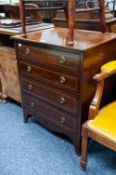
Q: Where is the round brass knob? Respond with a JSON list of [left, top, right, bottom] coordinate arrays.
[[59, 97, 65, 104], [18, 43, 22, 47], [25, 48, 30, 55], [59, 56, 66, 64], [30, 102, 35, 108], [27, 66, 32, 73], [28, 84, 32, 91], [59, 117, 66, 124], [59, 76, 66, 84]]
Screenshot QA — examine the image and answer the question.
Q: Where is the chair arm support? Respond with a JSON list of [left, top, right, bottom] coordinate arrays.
[[88, 80, 104, 120]]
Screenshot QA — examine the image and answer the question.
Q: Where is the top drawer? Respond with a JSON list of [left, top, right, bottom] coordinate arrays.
[[16, 43, 81, 72]]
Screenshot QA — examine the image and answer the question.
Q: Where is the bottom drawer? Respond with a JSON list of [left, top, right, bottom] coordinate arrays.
[[22, 93, 75, 131]]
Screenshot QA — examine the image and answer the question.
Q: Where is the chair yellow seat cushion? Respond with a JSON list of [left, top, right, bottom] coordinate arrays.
[[101, 60, 116, 73], [88, 101, 116, 142]]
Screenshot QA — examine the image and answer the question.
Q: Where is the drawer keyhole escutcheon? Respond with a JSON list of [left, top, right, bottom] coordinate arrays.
[[27, 66, 32, 73], [59, 56, 66, 64], [28, 84, 33, 91], [30, 102, 35, 108], [25, 48, 31, 55], [60, 117, 66, 124], [59, 97, 65, 104], [59, 76, 66, 84]]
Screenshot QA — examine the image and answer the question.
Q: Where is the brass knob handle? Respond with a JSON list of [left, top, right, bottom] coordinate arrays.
[[59, 56, 66, 64], [30, 102, 35, 108], [59, 117, 66, 124], [59, 76, 66, 84], [28, 84, 32, 91], [59, 97, 65, 104], [27, 66, 32, 73], [18, 43, 22, 47], [25, 48, 30, 55]]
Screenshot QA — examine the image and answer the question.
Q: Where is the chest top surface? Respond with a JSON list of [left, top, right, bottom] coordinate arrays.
[[14, 27, 116, 51]]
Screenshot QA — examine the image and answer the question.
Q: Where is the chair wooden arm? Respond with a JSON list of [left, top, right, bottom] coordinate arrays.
[[89, 64, 116, 120], [93, 70, 116, 81], [93, 60, 116, 81]]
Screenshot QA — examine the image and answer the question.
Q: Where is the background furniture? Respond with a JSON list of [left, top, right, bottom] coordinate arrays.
[[0, 44, 21, 102], [0, 3, 53, 103], [53, 9, 116, 32], [80, 60, 116, 169], [53, 0, 116, 32], [13, 27, 116, 154]]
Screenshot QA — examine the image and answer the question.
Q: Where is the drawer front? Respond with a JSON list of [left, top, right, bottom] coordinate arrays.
[[21, 79, 79, 114], [22, 93, 75, 131], [19, 61, 80, 92], [16, 43, 81, 71]]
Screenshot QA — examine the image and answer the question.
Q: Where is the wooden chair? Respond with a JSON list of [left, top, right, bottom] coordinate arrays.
[[19, 0, 76, 45], [19, 0, 107, 44], [80, 60, 116, 170]]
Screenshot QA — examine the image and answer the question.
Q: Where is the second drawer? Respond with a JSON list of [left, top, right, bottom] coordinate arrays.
[[19, 61, 80, 92]]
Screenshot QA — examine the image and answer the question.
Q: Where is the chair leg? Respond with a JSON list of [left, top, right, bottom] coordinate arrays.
[[80, 123, 88, 170]]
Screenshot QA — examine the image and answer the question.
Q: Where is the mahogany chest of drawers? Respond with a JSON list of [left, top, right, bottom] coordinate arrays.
[[14, 28, 116, 154]]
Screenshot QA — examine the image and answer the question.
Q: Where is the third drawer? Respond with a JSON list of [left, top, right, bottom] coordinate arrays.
[[21, 78, 80, 115]]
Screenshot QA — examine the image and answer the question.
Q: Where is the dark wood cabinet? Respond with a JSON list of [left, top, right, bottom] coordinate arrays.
[[14, 27, 116, 154]]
